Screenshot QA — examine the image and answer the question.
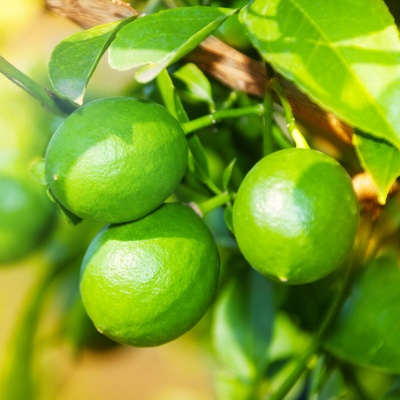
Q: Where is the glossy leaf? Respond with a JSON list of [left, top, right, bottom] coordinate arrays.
[[324, 254, 400, 374], [354, 133, 400, 204], [173, 63, 215, 111], [240, 0, 400, 149], [49, 18, 135, 104], [109, 7, 236, 83], [212, 268, 274, 381]]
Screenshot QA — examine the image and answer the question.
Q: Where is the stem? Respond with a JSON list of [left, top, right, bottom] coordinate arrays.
[[262, 89, 274, 156], [272, 124, 293, 149], [1, 265, 61, 400], [195, 192, 231, 215], [269, 78, 309, 149], [270, 215, 374, 400], [182, 104, 263, 134], [0, 56, 77, 117]]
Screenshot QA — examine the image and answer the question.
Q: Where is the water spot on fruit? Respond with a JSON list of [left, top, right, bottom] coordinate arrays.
[[279, 276, 288, 282], [53, 174, 58, 181]]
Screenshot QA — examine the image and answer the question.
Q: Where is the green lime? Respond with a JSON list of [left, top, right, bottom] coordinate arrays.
[[80, 203, 220, 347], [45, 97, 188, 223], [232, 148, 359, 284], [0, 174, 55, 263]]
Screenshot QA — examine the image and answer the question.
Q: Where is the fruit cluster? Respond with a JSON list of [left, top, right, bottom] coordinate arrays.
[[44, 97, 220, 346], [13, 96, 359, 348]]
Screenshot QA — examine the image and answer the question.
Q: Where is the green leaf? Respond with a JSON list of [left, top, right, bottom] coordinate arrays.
[[324, 254, 400, 374], [214, 371, 260, 400], [308, 358, 347, 400], [212, 268, 274, 381], [49, 18, 135, 104], [240, 0, 400, 149], [383, 380, 400, 400], [155, 70, 213, 190], [187, 135, 211, 183], [156, 69, 189, 123], [353, 133, 400, 204], [222, 158, 236, 191], [224, 204, 234, 234], [109, 7, 236, 83], [173, 63, 215, 111]]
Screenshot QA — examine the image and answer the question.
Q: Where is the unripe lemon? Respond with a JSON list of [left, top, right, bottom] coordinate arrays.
[[45, 97, 188, 223], [80, 203, 220, 347], [233, 148, 359, 284], [0, 174, 55, 263]]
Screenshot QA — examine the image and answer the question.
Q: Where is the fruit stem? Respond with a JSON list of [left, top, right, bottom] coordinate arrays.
[[0, 56, 77, 117], [1, 263, 63, 399], [182, 104, 264, 134], [270, 214, 374, 400], [269, 78, 309, 149], [272, 124, 293, 149], [195, 191, 232, 216]]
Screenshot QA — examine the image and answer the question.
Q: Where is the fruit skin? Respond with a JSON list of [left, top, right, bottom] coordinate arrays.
[[45, 97, 188, 223], [0, 174, 55, 263], [80, 203, 220, 347], [232, 148, 359, 285]]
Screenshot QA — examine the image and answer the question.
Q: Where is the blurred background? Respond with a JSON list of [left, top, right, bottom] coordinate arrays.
[[0, 1, 216, 399]]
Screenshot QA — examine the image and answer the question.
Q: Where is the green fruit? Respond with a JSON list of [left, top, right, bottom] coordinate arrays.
[[232, 148, 359, 284], [0, 174, 55, 263], [45, 97, 188, 223], [80, 203, 220, 347]]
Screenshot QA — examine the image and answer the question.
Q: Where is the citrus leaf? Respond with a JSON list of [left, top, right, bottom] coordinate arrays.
[[49, 17, 135, 104], [156, 69, 189, 123], [212, 268, 274, 381], [353, 133, 400, 204], [307, 358, 347, 400], [224, 204, 234, 234], [222, 158, 236, 191], [240, 0, 400, 149], [383, 380, 400, 400], [187, 135, 211, 183], [155, 70, 211, 188], [109, 7, 236, 83], [173, 63, 215, 111], [324, 254, 400, 374]]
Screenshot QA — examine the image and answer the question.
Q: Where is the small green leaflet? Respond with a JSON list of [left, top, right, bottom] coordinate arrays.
[[354, 133, 400, 204], [173, 63, 215, 111], [324, 254, 400, 374], [240, 0, 400, 150], [49, 17, 135, 104], [155, 70, 212, 184], [211, 269, 274, 381], [109, 7, 236, 83]]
